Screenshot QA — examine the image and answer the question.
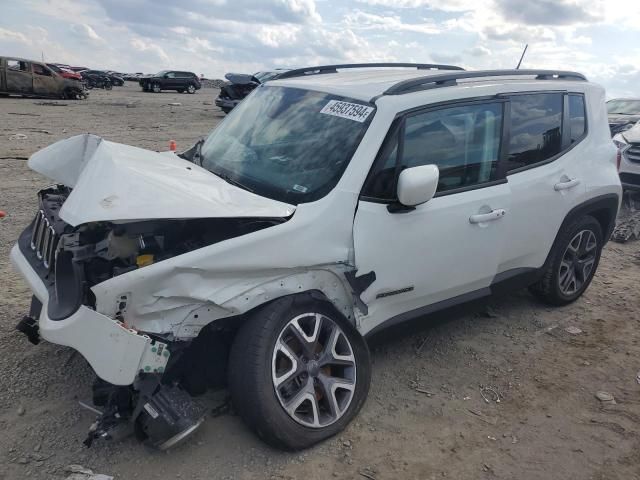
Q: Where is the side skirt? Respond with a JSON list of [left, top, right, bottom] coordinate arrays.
[[364, 267, 540, 338]]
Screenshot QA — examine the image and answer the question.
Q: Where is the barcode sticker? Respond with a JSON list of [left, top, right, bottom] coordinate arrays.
[[320, 100, 374, 123]]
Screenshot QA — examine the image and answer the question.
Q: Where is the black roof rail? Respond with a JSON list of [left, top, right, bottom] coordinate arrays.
[[275, 63, 464, 80], [383, 69, 587, 95]]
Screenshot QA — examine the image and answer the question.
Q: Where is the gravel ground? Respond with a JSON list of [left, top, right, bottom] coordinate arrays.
[[1, 84, 639, 480]]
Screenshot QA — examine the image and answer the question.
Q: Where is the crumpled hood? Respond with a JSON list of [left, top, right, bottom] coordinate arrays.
[[621, 123, 640, 143], [28, 134, 295, 226]]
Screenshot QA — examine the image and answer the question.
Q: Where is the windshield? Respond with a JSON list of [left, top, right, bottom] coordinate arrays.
[[254, 71, 281, 82], [155, 70, 169, 76], [200, 86, 375, 204], [607, 99, 640, 115]]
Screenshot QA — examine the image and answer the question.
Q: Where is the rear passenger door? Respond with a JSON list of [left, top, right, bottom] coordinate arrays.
[[498, 92, 588, 274], [6, 59, 33, 94], [353, 100, 511, 333]]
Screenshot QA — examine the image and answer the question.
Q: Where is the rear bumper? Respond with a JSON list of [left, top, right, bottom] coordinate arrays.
[[10, 244, 169, 386]]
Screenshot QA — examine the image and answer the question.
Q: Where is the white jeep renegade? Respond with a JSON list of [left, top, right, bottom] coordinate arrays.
[[11, 63, 621, 450]]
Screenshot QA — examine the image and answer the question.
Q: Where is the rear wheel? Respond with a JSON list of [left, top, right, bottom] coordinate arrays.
[[228, 294, 370, 450], [187, 84, 196, 94], [530, 215, 603, 305], [177, 88, 184, 93]]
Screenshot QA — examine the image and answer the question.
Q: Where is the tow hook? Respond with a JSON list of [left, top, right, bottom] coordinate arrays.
[[16, 316, 40, 345]]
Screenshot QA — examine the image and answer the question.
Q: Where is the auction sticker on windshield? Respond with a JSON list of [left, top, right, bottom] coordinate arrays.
[[320, 100, 374, 123]]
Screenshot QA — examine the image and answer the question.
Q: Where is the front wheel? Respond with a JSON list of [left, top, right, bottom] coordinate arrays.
[[152, 83, 161, 93], [228, 295, 371, 450], [530, 215, 603, 305]]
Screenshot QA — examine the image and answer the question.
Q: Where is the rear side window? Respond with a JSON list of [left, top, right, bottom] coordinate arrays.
[[506, 93, 563, 171], [568, 94, 586, 143]]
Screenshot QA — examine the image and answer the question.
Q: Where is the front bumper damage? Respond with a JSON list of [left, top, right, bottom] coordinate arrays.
[[11, 245, 205, 449], [10, 245, 169, 385]]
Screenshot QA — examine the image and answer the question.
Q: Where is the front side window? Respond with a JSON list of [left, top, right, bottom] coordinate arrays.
[[33, 64, 51, 76], [363, 102, 503, 199], [506, 93, 563, 171], [200, 86, 375, 204]]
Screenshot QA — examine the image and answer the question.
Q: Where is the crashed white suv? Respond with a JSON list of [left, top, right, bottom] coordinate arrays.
[[11, 63, 621, 450]]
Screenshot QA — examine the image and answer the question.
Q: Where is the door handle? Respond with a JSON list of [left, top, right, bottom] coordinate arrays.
[[554, 178, 580, 191], [469, 209, 506, 224]]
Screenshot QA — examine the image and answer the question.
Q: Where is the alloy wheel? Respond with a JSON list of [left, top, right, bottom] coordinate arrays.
[[271, 313, 356, 428], [558, 229, 597, 296]]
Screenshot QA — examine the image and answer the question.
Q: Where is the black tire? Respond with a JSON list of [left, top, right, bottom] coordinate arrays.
[[187, 84, 196, 94], [228, 294, 371, 450], [104, 82, 112, 90], [152, 83, 161, 93], [177, 88, 184, 93], [221, 107, 231, 114], [529, 215, 603, 306]]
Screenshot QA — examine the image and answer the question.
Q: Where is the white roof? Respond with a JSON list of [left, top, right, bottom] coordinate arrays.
[[270, 68, 589, 103], [271, 69, 440, 102]]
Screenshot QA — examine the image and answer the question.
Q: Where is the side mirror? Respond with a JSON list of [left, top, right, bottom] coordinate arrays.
[[397, 165, 439, 207]]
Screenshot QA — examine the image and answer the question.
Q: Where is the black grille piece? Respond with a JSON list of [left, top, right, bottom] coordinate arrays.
[[30, 210, 59, 271], [625, 144, 640, 163]]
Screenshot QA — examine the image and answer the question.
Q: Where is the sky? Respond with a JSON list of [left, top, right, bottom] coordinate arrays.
[[1, 0, 639, 97]]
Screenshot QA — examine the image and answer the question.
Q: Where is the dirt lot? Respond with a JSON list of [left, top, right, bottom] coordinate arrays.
[[1, 84, 639, 480]]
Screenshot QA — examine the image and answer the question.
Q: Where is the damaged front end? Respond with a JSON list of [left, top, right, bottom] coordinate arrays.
[[13, 182, 286, 449]]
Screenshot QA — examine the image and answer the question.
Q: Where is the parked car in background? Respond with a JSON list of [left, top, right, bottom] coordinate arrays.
[[607, 98, 640, 135], [613, 123, 640, 191], [80, 70, 124, 86], [139, 70, 201, 93], [79, 70, 112, 90], [123, 72, 144, 81], [47, 64, 82, 81], [215, 69, 289, 113], [0, 56, 86, 99]]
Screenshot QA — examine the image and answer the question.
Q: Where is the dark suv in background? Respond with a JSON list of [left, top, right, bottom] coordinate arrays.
[[139, 70, 201, 93]]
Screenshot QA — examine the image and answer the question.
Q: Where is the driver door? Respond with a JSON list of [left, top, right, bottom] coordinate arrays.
[[33, 63, 60, 97], [353, 99, 511, 334]]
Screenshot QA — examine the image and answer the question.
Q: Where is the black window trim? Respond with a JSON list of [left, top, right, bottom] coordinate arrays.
[[359, 91, 591, 204], [360, 95, 509, 204]]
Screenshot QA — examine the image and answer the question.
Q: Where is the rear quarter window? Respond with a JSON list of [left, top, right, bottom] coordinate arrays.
[[568, 94, 586, 143]]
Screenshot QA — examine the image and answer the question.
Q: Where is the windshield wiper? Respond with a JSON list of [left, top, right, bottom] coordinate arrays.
[[213, 170, 254, 193]]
